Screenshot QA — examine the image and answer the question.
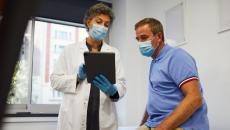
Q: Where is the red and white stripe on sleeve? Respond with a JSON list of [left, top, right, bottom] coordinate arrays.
[[179, 76, 199, 88]]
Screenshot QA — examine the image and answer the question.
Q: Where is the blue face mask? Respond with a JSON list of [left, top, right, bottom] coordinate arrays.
[[138, 40, 156, 57], [89, 24, 108, 41]]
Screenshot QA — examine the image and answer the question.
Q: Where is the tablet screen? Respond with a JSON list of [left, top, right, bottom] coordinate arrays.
[[84, 52, 116, 84]]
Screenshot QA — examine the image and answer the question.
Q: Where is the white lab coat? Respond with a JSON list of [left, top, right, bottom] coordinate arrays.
[[50, 40, 126, 130]]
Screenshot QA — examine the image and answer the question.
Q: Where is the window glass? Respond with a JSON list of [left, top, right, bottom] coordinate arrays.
[[31, 21, 88, 104]]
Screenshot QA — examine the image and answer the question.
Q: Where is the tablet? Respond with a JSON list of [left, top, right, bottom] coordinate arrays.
[[84, 52, 116, 84]]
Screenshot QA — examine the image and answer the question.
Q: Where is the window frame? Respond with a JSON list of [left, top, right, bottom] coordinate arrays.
[[5, 17, 87, 117]]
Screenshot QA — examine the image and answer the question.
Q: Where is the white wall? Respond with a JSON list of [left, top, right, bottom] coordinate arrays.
[[111, 0, 151, 126], [2, 117, 57, 130], [111, 0, 230, 129]]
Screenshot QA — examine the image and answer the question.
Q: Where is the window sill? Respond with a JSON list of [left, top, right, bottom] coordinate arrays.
[[5, 113, 58, 117], [3, 116, 58, 123]]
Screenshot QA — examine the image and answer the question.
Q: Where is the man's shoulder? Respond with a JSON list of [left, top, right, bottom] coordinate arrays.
[[169, 47, 192, 59], [166, 47, 197, 67]]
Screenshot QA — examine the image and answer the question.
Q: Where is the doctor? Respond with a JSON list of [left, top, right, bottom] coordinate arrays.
[[50, 3, 126, 130]]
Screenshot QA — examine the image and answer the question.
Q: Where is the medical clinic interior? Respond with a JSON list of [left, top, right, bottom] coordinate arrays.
[[0, 0, 230, 130]]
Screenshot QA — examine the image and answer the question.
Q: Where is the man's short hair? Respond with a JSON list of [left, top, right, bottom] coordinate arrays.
[[135, 18, 165, 41], [83, 3, 114, 31]]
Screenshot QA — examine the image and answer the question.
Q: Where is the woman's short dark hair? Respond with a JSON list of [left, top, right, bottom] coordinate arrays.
[[83, 3, 114, 31]]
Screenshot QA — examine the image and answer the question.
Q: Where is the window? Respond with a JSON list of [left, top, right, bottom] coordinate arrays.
[[54, 30, 72, 41], [7, 21, 32, 105], [7, 18, 88, 114]]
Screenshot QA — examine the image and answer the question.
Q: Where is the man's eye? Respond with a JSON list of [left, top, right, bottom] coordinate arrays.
[[141, 37, 148, 41]]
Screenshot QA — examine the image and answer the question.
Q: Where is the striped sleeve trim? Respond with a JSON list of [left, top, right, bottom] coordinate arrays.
[[179, 76, 199, 88]]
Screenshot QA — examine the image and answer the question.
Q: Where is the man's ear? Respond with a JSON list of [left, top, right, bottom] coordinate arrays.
[[157, 32, 163, 42]]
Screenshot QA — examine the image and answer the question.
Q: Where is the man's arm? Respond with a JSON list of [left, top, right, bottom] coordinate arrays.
[[155, 80, 203, 130], [140, 109, 149, 126]]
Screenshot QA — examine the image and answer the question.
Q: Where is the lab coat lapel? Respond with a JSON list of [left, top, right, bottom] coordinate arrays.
[[101, 41, 111, 52], [77, 40, 88, 65], [79, 39, 89, 52]]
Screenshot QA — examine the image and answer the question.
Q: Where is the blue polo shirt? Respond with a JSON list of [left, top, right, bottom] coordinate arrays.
[[146, 44, 209, 130]]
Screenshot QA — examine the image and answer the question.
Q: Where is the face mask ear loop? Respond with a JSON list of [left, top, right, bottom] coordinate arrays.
[[150, 34, 160, 50]]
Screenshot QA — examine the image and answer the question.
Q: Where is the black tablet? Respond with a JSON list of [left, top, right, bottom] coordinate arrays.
[[84, 52, 116, 84]]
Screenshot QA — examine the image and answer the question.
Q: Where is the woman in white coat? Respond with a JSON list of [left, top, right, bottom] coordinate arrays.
[[50, 3, 126, 130]]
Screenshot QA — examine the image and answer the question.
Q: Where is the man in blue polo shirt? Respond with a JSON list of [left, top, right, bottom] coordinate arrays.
[[135, 18, 209, 130]]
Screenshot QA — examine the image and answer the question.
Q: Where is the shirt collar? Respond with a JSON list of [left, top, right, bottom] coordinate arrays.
[[154, 44, 172, 61], [86, 40, 103, 52]]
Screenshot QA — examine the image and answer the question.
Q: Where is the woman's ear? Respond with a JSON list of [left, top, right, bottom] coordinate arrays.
[[86, 20, 92, 30]]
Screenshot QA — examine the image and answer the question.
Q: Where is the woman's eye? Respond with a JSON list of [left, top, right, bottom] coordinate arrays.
[[96, 20, 102, 24], [104, 24, 109, 27]]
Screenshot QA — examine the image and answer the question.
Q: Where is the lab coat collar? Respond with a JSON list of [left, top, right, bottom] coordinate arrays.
[[79, 39, 111, 52], [100, 41, 111, 52]]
